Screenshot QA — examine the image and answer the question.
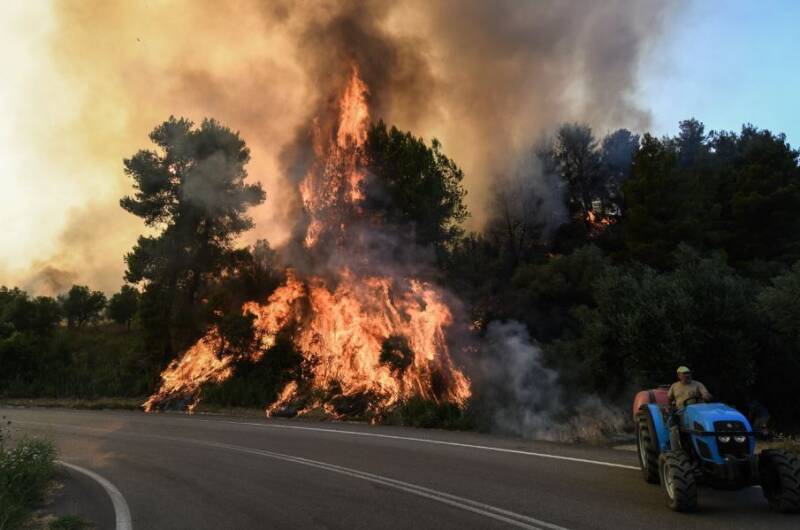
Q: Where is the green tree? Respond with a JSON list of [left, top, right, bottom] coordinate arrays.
[[0, 288, 63, 391], [756, 262, 800, 427], [58, 285, 106, 328], [551, 247, 758, 400], [712, 126, 800, 269], [551, 123, 602, 218], [364, 121, 468, 250], [106, 285, 140, 330], [120, 116, 265, 363], [675, 118, 708, 168], [622, 133, 707, 266], [599, 128, 639, 213], [511, 245, 609, 342]]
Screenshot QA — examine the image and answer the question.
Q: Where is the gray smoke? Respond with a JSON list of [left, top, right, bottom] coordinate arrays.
[[480, 320, 625, 442], [269, 2, 654, 439], [277, 0, 677, 227]]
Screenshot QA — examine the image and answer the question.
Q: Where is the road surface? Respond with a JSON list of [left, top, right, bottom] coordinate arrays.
[[3, 407, 795, 530]]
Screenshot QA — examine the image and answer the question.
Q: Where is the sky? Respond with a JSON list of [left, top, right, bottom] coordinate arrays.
[[0, 0, 798, 295], [640, 0, 800, 145]]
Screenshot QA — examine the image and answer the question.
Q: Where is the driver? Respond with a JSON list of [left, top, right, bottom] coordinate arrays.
[[668, 366, 712, 409]]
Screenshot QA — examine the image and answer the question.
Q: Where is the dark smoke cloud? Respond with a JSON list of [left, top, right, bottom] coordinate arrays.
[[4, 0, 679, 294], [281, 0, 675, 231]]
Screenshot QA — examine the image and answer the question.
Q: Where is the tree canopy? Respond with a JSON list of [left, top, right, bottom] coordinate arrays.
[[364, 120, 468, 250], [58, 285, 107, 328], [121, 117, 265, 362], [107, 285, 140, 329]]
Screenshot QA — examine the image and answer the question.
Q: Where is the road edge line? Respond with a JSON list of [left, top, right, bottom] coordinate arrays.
[[58, 460, 133, 530], [209, 420, 640, 471], [197, 439, 569, 530]]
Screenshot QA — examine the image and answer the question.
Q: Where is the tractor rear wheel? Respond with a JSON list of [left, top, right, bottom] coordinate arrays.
[[760, 449, 800, 513], [636, 409, 660, 484], [659, 451, 698, 512]]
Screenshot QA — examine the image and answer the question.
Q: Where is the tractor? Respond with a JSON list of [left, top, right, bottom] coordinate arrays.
[[633, 386, 800, 512]]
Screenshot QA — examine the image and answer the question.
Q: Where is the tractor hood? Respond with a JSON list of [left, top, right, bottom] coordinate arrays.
[[683, 403, 752, 433]]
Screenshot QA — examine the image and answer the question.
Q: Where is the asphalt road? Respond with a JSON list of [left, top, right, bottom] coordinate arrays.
[[3, 407, 796, 530]]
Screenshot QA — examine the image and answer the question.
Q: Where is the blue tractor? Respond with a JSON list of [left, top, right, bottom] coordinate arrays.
[[634, 387, 800, 512]]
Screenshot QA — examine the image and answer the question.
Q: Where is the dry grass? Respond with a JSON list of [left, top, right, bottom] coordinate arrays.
[[758, 434, 800, 455], [0, 398, 144, 411]]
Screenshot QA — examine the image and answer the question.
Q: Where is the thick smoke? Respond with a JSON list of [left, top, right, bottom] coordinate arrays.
[[488, 146, 568, 245], [2, 0, 678, 294], [479, 321, 625, 442]]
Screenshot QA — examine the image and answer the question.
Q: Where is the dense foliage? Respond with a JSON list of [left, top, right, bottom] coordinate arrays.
[[121, 117, 265, 366], [2, 116, 800, 432], [442, 120, 800, 430], [364, 120, 468, 251]]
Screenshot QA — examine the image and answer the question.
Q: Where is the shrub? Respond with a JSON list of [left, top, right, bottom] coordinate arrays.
[[387, 396, 475, 430], [0, 436, 57, 530]]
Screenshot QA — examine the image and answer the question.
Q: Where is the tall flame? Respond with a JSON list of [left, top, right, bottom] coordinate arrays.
[[299, 65, 369, 247], [144, 65, 471, 417]]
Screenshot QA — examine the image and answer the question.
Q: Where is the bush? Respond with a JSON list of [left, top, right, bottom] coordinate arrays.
[[379, 335, 414, 374], [755, 262, 800, 430], [550, 247, 759, 401], [386, 397, 475, 430], [202, 333, 303, 408], [1, 324, 158, 400], [0, 436, 57, 530]]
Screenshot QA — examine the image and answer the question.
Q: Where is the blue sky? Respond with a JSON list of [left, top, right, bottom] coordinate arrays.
[[639, 0, 800, 147]]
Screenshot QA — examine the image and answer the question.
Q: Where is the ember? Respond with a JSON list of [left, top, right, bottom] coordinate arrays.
[[586, 210, 615, 236]]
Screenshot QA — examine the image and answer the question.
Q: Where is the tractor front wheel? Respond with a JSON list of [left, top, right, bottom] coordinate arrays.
[[636, 409, 660, 484], [659, 451, 698, 512], [760, 449, 800, 513]]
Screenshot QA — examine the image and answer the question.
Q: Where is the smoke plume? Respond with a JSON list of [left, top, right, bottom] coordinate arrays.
[[1, 0, 678, 294], [479, 321, 625, 441]]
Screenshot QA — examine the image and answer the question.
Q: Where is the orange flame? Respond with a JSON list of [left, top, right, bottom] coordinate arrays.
[[144, 65, 471, 417], [586, 210, 614, 235], [299, 65, 369, 247]]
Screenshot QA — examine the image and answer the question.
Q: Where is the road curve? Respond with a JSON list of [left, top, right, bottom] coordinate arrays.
[[3, 407, 794, 530]]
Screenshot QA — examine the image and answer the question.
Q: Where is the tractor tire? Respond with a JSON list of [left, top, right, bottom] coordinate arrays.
[[636, 408, 660, 484], [760, 449, 800, 513], [659, 451, 698, 512]]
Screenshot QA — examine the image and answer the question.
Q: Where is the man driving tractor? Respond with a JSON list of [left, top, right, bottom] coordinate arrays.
[[668, 366, 712, 409], [634, 366, 800, 513]]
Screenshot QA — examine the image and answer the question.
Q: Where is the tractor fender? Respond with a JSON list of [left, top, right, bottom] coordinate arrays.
[[632, 388, 669, 419], [645, 403, 670, 453]]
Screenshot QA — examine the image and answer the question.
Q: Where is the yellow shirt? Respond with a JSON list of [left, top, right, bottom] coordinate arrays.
[[668, 380, 710, 408]]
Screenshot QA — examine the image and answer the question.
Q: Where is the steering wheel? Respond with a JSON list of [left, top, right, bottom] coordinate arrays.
[[683, 395, 705, 407]]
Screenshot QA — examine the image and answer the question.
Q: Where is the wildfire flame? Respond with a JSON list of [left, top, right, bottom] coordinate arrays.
[[586, 210, 614, 235], [144, 65, 472, 417], [299, 65, 369, 247]]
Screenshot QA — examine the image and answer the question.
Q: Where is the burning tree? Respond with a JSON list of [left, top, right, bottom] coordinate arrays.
[[143, 65, 472, 418]]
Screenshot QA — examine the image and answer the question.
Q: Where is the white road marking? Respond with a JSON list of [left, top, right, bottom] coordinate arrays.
[[24, 420, 570, 530], [200, 419, 641, 471], [176, 438, 571, 530], [58, 460, 133, 530]]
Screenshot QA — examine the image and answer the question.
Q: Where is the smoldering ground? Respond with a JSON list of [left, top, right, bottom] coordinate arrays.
[[474, 320, 626, 442]]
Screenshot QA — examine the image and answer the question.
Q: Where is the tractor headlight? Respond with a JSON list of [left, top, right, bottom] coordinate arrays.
[[734, 435, 747, 443], [718, 435, 731, 443]]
